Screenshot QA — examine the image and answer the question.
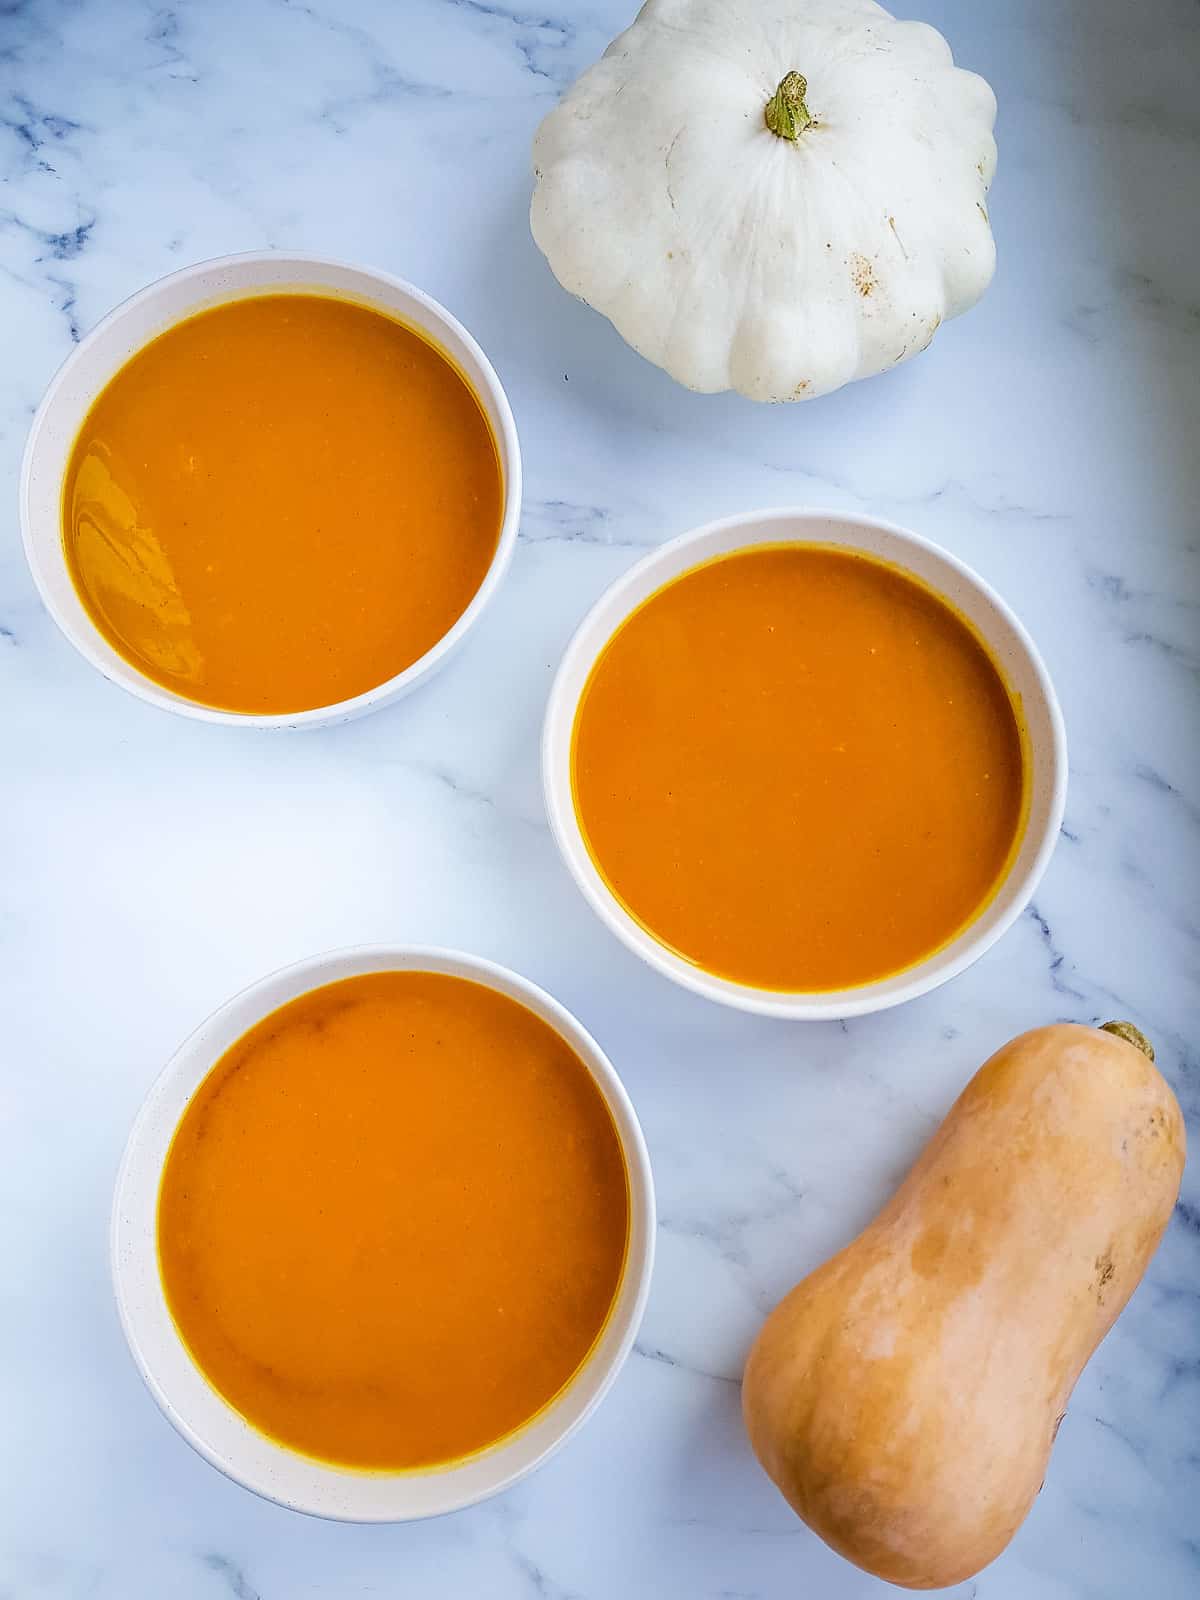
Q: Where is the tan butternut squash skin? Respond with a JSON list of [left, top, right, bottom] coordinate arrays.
[[742, 1024, 1186, 1590]]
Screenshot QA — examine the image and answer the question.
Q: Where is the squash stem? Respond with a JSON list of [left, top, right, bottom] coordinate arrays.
[[1100, 1020, 1155, 1061], [765, 72, 815, 140]]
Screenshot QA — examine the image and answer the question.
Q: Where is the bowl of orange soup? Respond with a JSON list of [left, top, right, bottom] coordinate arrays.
[[22, 253, 520, 726], [544, 510, 1067, 1020], [112, 947, 654, 1519]]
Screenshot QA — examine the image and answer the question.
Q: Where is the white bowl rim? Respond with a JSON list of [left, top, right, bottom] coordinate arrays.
[[111, 944, 656, 1521], [20, 250, 522, 729], [542, 507, 1068, 1022]]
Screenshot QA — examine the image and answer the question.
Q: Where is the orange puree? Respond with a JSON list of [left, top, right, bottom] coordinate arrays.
[[572, 544, 1027, 992], [63, 293, 502, 713], [157, 971, 629, 1470]]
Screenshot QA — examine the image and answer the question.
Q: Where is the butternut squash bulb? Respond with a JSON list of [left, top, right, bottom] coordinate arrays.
[[742, 1022, 1186, 1590]]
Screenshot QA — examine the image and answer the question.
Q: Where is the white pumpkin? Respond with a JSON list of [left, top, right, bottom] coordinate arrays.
[[531, 0, 997, 402]]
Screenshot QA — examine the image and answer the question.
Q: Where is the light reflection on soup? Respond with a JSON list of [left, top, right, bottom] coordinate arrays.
[[157, 971, 629, 1471], [572, 544, 1028, 992]]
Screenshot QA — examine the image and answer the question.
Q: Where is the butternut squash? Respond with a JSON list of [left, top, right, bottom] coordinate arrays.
[[742, 1022, 1186, 1589]]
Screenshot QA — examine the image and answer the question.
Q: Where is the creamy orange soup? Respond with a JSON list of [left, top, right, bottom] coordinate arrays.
[[572, 545, 1027, 992], [64, 293, 502, 713], [157, 972, 629, 1471]]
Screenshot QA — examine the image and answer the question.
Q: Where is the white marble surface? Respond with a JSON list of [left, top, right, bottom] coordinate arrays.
[[2, 1, 1197, 1595]]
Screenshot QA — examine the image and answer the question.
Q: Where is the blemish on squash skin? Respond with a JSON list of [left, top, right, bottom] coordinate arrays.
[[850, 253, 877, 297], [1093, 1252, 1116, 1303], [664, 127, 683, 213], [917, 314, 942, 352]]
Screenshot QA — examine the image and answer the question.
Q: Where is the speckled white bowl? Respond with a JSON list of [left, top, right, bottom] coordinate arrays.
[[111, 946, 655, 1521], [21, 252, 521, 728], [544, 508, 1067, 1021]]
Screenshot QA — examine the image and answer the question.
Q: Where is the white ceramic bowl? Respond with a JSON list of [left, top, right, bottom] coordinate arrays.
[[111, 946, 655, 1521], [544, 509, 1067, 1021], [21, 253, 522, 728]]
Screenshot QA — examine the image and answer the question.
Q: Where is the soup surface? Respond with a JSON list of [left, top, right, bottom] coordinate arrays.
[[64, 293, 502, 713], [158, 971, 629, 1470], [572, 544, 1027, 992]]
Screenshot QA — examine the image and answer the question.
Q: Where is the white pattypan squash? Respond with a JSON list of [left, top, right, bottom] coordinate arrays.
[[531, 0, 997, 402]]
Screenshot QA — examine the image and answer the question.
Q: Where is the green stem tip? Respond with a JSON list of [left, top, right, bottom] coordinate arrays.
[[1100, 1020, 1155, 1061], [765, 71, 815, 140]]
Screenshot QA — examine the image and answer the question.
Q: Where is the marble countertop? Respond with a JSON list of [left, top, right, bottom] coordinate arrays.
[[2, 1, 1197, 1595]]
